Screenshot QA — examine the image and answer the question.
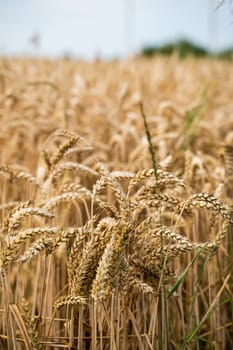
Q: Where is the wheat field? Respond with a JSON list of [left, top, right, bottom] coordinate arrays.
[[0, 55, 233, 349]]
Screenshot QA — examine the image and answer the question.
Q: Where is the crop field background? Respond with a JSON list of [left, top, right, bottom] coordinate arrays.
[[0, 55, 233, 349]]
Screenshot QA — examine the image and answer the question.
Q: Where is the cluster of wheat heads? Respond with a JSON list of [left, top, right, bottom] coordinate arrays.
[[0, 125, 232, 349], [0, 56, 233, 349]]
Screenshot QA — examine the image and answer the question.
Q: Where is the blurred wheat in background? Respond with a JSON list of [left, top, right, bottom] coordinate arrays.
[[0, 55, 233, 349]]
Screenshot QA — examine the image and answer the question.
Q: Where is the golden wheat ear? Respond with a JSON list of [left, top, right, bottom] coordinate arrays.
[[224, 144, 233, 200], [91, 222, 131, 301]]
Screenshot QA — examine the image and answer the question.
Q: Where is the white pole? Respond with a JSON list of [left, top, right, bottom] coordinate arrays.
[[208, 0, 217, 52], [124, 0, 135, 56]]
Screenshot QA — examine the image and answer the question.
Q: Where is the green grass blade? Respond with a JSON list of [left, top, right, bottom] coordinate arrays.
[[167, 244, 208, 298]]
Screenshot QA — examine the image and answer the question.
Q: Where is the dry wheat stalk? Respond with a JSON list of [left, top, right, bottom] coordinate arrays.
[[49, 136, 80, 167], [42, 162, 98, 192], [128, 168, 185, 194], [66, 216, 100, 282], [91, 222, 131, 300], [54, 294, 88, 308], [67, 218, 116, 299], [21, 298, 42, 350], [184, 193, 233, 223], [224, 145, 233, 201], [42, 191, 91, 211], [0, 165, 38, 186], [1, 227, 59, 267], [7, 207, 54, 233]]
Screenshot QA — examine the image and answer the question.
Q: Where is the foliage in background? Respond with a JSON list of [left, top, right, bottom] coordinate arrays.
[[141, 39, 233, 60]]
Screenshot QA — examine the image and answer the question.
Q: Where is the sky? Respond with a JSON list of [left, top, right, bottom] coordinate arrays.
[[0, 0, 232, 59]]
